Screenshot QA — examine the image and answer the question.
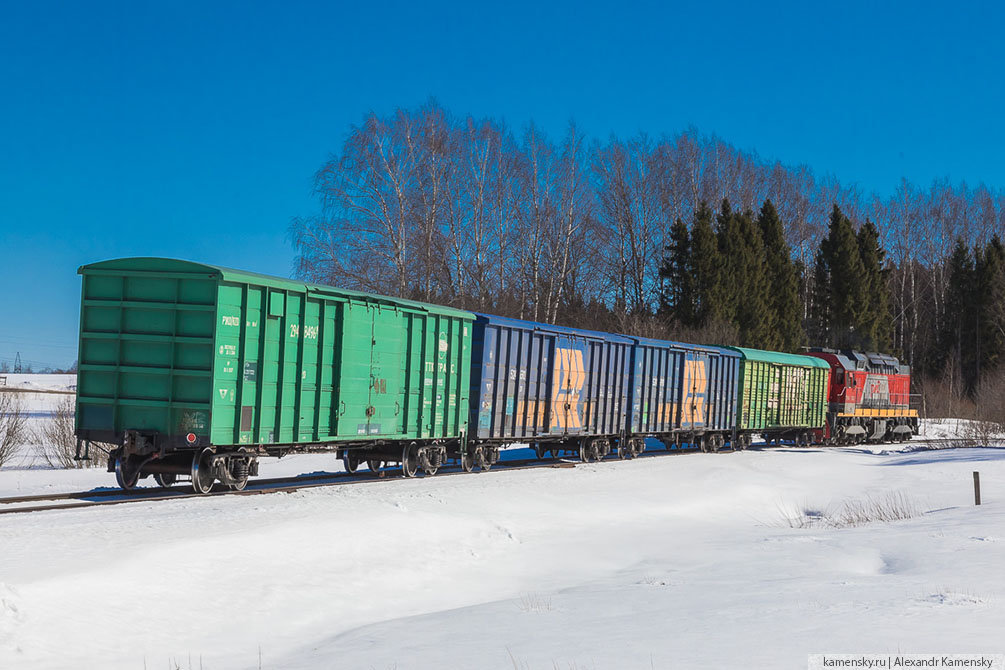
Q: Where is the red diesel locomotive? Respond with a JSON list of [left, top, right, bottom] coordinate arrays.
[[806, 349, 918, 444]]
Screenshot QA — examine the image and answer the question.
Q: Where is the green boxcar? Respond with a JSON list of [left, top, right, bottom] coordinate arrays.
[[76, 258, 473, 465], [729, 347, 830, 437]]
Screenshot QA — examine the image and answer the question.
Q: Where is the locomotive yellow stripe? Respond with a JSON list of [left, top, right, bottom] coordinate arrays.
[[836, 408, 918, 418]]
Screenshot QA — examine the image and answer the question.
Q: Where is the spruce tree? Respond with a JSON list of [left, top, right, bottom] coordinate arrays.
[[659, 217, 693, 325], [856, 219, 893, 351], [809, 247, 830, 345], [689, 202, 721, 327], [975, 235, 1005, 381], [940, 238, 976, 391], [818, 204, 867, 348], [757, 199, 804, 351], [714, 199, 742, 325], [733, 208, 772, 347]]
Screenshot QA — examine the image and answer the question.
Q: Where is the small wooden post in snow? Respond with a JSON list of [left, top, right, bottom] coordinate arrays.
[[974, 471, 981, 506]]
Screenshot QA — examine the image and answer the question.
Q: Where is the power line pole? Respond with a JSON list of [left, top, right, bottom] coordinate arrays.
[[13, 352, 22, 373]]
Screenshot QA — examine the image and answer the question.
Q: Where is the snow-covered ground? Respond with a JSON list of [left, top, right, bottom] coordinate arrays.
[[1, 379, 1003, 669]]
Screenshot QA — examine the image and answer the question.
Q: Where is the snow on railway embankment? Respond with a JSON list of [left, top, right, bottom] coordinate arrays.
[[1, 438, 1003, 669]]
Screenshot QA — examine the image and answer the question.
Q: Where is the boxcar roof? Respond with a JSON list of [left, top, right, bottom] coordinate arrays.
[[729, 346, 830, 369], [630, 335, 741, 358], [78, 257, 474, 319], [472, 312, 634, 344]]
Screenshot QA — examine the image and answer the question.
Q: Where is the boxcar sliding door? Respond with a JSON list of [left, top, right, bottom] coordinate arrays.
[[335, 301, 406, 438], [680, 351, 708, 431]]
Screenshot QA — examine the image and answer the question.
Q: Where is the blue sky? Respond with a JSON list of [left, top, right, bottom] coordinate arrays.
[[2, 0, 1003, 369]]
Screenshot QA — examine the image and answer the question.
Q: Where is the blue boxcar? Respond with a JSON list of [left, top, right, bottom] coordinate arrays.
[[469, 314, 633, 443], [626, 337, 740, 447]]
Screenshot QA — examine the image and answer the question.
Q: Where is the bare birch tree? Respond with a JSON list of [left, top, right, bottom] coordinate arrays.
[[290, 101, 1005, 388]]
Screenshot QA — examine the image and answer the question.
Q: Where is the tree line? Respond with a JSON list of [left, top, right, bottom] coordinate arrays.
[[291, 101, 1005, 415], [658, 199, 895, 355]]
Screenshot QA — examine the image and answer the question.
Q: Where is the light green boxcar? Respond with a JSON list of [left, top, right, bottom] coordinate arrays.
[[729, 347, 830, 438]]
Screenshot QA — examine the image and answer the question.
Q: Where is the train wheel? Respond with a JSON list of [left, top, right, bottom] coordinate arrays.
[[154, 472, 177, 488], [402, 443, 419, 478], [579, 442, 590, 463], [367, 459, 383, 473], [342, 451, 360, 474], [460, 451, 474, 473], [191, 448, 216, 494], [617, 440, 628, 459], [534, 443, 546, 460], [114, 457, 142, 491]]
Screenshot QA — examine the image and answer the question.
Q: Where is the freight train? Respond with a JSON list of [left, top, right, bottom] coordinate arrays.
[[72, 258, 919, 493]]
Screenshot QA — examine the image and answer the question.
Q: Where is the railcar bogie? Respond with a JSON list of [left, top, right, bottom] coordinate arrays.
[[617, 437, 645, 459], [474, 445, 498, 470], [418, 444, 447, 475], [576, 437, 611, 462]]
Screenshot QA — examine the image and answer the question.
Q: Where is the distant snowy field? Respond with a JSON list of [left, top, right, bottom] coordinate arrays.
[[2, 377, 1004, 669], [0, 374, 76, 468], [0, 373, 75, 419]]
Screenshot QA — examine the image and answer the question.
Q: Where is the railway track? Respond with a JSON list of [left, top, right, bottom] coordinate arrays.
[[0, 470, 366, 506], [0, 456, 579, 515], [0, 437, 973, 516]]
